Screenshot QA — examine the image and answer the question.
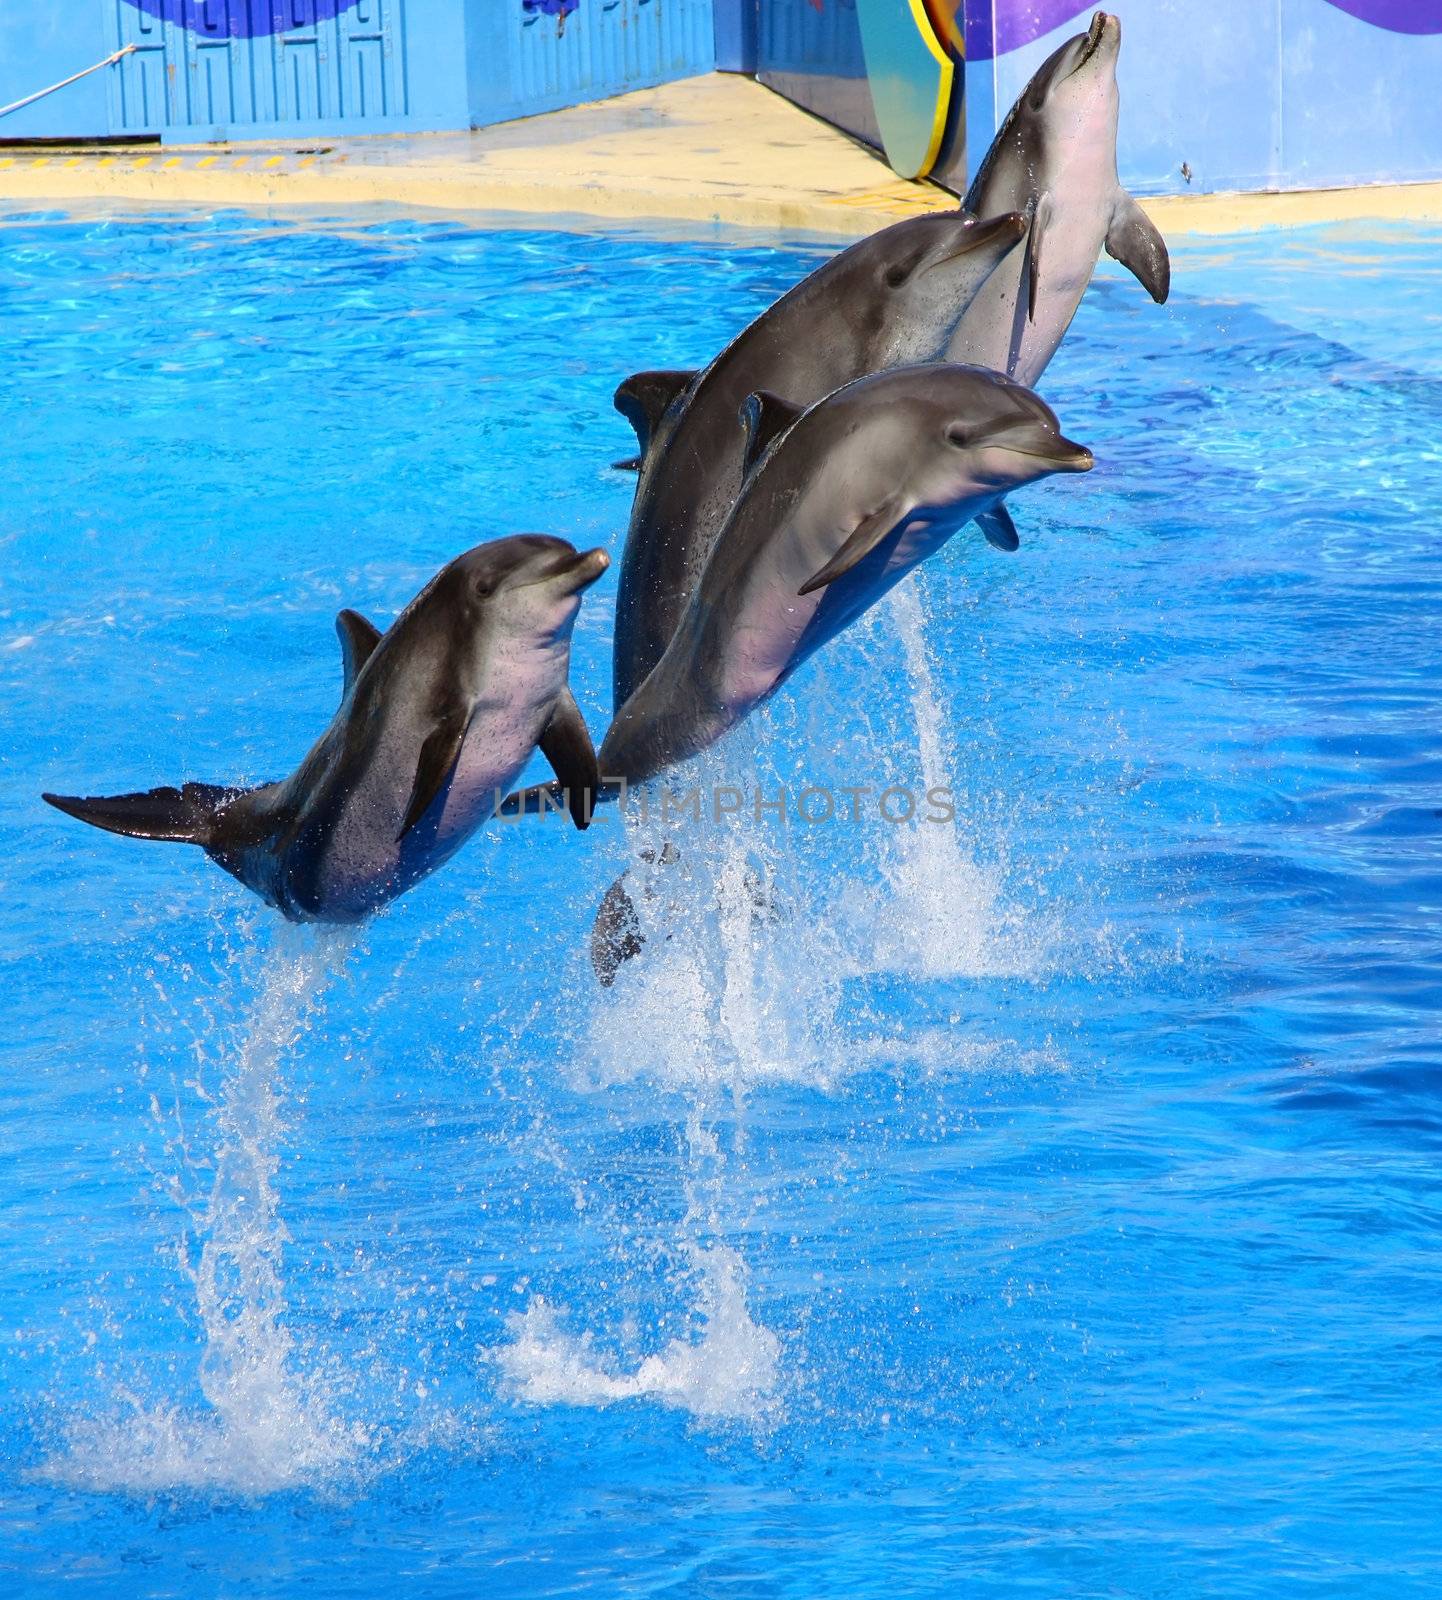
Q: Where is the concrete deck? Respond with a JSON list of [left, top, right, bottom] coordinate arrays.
[[3, 72, 1440, 240]]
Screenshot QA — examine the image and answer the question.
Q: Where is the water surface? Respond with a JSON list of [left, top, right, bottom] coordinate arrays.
[[1, 211, 1439, 1597]]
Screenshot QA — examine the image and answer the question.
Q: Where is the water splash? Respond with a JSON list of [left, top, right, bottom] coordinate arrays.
[[582, 799, 846, 1096], [493, 1100, 779, 1423], [869, 579, 1045, 979], [508, 589, 1064, 1424], [494, 1242, 779, 1422], [506, 876, 788, 1427], [41, 922, 367, 1496]]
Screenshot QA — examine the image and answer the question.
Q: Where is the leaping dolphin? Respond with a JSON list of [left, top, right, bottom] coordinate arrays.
[[44, 536, 608, 922], [947, 10, 1170, 387], [609, 210, 1028, 709], [598, 364, 1092, 789]]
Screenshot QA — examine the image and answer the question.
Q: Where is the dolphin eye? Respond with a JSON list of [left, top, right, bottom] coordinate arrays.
[[473, 575, 496, 600], [884, 263, 911, 289], [945, 425, 970, 448]]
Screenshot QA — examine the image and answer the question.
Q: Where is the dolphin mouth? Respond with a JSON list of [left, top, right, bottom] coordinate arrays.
[[534, 546, 610, 592], [1022, 438, 1094, 472], [991, 432, 1094, 472], [930, 210, 1027, 270], [980, 422, 1094, 473], [1065, 11, 1117, 78]]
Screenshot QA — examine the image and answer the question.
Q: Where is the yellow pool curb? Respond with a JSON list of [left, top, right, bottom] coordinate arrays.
[[1141, 182, 1442, 235], [2, 73, 1440, 241]]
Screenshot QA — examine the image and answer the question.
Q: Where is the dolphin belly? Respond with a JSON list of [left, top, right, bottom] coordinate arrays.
[[434, 698, 550, 848]]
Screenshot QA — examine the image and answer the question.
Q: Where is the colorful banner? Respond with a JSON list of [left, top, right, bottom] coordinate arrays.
[[963, 0, 1442, 59]]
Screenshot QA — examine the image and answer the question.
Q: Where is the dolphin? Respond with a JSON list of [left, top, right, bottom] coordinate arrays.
[[608, 209, 1029, 709], [946, 10, 1170, 388], [44, 536, 608, 922], [598, 364, 1091, 790]]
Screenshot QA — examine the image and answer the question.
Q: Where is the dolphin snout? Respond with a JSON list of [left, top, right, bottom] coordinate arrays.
[[1062, 10, 1118, 79], [986, 417, 1094, 473], [944, 211, 1028, 264], [525, 544, 610, 593], [1049, 438, 1094, 472], [1083, 11, 1119, 62], [562, 546, 611, 590]]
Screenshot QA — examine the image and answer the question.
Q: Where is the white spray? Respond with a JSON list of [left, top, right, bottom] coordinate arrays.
[[42, 924, 365, 1496], [874, 578, 1035, 978]]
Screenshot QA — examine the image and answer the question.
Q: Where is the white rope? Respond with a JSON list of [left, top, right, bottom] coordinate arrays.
[[0, 43, 138, 122]]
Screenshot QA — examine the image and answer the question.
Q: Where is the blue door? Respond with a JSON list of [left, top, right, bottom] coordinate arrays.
[[106, 0, 411, 139]]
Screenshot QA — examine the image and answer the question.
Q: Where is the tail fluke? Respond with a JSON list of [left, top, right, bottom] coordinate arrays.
[[591, 873, 644, 987], [43, 782, 241, 844], [588, 843, 682, 986]]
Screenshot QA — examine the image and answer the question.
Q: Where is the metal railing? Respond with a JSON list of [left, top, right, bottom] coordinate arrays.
[[0, 44, 137, 123]]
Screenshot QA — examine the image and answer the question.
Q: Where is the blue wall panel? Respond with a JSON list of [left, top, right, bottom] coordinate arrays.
[[0, 9, 114, 139], [713, 0, 756, 70], [972, 0, 1442, 195], [973, 2, 1285, 195], [2, 1, 715, 141], [1277, 0, 1442, 188], [754, 0, 969, 187], [755, 0, 880, 152], [467, 0, 716, 127]]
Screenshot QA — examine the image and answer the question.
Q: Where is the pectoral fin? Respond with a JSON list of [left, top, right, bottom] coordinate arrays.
[[539, 687, 600, 830], [1105, 195, 1170, 304], [610, 455, 642, 473], [975, 503, 1019, 552], [398, 711, 468, 841], [740, 391, 804, 478], [613, 369, 697, 464], [798, 501, 907, 596], [336, 609, 382, 698], [1025, 195, 1053, 323]]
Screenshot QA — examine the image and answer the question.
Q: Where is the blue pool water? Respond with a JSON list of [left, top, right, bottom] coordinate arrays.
[[1, 210, 1439, 1597]]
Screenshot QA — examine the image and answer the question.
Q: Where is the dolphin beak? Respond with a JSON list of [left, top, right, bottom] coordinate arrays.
[[1085, 11, 1119, 63], [1063, 11, 1118, 79], [987, 420, 1094, 473], [562, 547, 611, 591], [933, 210, 1028, 269], [527, 545, 610, 593], [1046, 438, 1094, 472], [998, 431, 1094, 472]]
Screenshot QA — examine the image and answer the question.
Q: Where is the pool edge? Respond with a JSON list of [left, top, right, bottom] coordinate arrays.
[[2, 72, 1440, 243]]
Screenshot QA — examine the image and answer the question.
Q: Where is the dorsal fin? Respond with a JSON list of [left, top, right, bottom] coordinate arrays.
[[336, 609, 381, 698], [613, 370, 696, 463], [740, 391, 804, 478]]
